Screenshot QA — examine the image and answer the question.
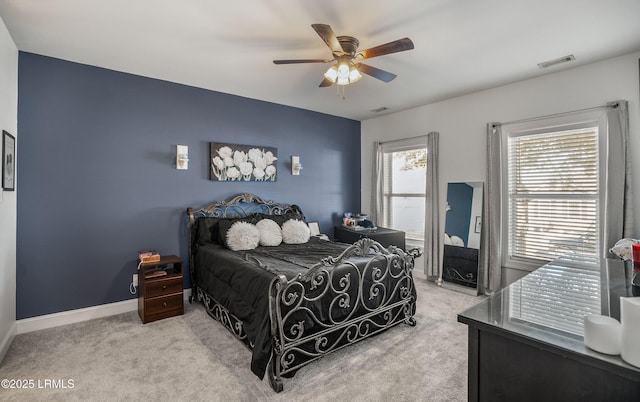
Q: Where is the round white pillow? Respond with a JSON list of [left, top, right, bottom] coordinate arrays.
[[450, 235, 465, 247], [226, 221, 260, 251], [444, 233, 452, 245], [255, 219, 282, 247], [281, 219, 310, 244]]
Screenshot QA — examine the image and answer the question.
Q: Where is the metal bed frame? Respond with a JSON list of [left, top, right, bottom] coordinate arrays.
[[187, 193, 418, 392]]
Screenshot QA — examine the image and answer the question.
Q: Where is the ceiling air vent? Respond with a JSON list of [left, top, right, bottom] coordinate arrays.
[[537, 55, 575, 69], [371, 107, 388, 113]]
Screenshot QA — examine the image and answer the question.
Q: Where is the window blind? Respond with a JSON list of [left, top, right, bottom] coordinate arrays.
[[507, 127, 599, 262]]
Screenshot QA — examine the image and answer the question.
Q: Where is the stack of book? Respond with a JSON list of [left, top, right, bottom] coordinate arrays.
[[138, 250, 160, 263]]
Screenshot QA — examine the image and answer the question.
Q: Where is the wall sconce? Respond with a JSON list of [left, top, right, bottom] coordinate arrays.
[[291, 156, 303, 175], [177, 145, 189, 170]]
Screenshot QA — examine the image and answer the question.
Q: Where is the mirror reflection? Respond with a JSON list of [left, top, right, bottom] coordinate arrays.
[[443, 182, 483, 290]]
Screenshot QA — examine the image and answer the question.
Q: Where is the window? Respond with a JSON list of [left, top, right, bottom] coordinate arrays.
[[502, 112, 605, 268], [381, 140, 427, 249]]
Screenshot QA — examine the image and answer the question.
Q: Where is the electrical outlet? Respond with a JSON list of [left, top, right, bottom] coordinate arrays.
[[132, 273, 138, 287]]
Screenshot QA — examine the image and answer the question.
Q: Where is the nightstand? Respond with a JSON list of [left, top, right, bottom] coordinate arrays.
[[334, 226, 406, 250], [138, 255, 184, 324]]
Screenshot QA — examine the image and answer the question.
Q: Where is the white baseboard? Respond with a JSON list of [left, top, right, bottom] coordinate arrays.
[[0, 321, 17, 363], [17, 289, 192, 335], [17, 299, 138, 335]]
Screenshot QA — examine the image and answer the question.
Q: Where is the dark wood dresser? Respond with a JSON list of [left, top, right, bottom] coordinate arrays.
[[138, 255, 184, 324], [458, 258, 640, 401]]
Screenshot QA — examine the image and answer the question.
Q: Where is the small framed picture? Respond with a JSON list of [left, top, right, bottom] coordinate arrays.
[[2, 130, 15, 191], [308, 221, 321, 236]]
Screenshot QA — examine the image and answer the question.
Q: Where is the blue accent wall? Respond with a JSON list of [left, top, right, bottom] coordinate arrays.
[[444, 182, 473, 246], [16, 52, 361, 319]]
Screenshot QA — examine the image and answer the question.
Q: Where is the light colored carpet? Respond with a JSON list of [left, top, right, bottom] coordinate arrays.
[[0, 280, 481, 402]]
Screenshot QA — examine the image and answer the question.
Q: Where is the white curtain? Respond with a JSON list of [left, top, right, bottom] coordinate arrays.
[[370, 142, 384, 226], [604, 100, 633, 251], [481, 101, 632, 295], [424, 132, 440, 279], [481, 123, 503, 294]]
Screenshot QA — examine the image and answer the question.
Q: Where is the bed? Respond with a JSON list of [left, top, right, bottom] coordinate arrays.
[[187, 193, 419, 392]]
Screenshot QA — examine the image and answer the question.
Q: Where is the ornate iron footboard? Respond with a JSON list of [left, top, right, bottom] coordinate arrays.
[[267, 238, 419, 392]]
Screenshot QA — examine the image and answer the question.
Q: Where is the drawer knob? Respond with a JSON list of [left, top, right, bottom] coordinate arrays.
[[162, 285, 167, 289], [163, 301, 168, 307]]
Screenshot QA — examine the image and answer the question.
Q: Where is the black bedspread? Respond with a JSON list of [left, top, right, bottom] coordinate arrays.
[[194, 237, 351, 379]]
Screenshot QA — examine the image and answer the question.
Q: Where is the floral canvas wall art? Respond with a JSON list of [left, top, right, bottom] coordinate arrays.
[[210, 142, 278, 182]]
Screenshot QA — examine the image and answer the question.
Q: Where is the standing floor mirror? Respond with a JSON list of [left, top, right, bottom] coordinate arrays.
[[442, 182, 483, 294]]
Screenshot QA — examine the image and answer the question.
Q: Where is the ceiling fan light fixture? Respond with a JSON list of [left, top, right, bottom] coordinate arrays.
[[324, 65, 338, 83], [325, 62, 361, 86], [348, 64, 362, 83], [337, 62, 350, 78]]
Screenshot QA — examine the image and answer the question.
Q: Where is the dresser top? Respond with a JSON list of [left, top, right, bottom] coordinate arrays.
[[458, 256, 640, 373]]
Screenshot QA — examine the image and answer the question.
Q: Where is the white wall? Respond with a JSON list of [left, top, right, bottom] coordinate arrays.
[[0, 15, 18, 363], [362, 51, 640, 285]]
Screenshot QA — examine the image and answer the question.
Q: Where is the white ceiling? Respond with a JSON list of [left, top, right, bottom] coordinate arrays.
[[1, 0, 639, 121]]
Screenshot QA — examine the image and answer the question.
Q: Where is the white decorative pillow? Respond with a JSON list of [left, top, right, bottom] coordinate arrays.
[[444, 233, 452, 245], [450, 235, 465, 247], [226, 221, 260, 251], [281, 219, 311, 244], [255, 219, 282, 247]]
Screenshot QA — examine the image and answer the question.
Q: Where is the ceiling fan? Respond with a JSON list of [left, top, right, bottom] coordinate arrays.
[[273, 24, 414, 88]]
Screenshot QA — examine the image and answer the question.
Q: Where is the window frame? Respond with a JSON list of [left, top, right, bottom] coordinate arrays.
[[380, 137, 428, 247], [500, 109, 608, 272]]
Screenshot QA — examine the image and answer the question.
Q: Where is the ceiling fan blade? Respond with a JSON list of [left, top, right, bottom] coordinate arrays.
[[319, 77, 334, 87], [357, 63, 397, 82], [359, 38, 414, 59], [311, 24, 344, 54], [273, 59, 331, 64]]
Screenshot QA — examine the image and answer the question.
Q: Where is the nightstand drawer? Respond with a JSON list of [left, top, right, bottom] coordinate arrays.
[[145, 276, 183, 298], [144, 293, 183, 316]]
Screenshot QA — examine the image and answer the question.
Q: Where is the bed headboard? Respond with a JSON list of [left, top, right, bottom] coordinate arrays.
[[187, 193, 302, 224], [186, 193, 304, 296], [186, 193, 303, 258]]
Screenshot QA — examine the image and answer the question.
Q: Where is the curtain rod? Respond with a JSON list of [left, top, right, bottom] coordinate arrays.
[[492, 101, 620, 128], [377, 133, 430, 145]]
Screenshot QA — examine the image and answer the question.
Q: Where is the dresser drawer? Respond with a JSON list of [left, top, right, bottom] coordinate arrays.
[[144, 293, 183, 316], [144, 276, 183, 298]]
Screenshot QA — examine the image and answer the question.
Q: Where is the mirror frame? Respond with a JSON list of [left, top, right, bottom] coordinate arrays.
[[442, 181, 484, 295]]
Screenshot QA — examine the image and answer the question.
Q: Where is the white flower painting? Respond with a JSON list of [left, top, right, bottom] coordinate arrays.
[[210, 142, 278, 182]]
